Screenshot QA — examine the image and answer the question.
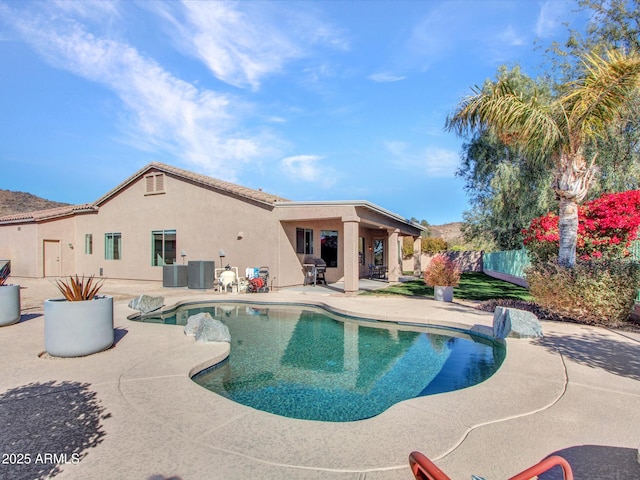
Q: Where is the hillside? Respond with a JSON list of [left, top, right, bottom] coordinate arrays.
[[0, 189, 69, 217], [429, 222, 463, 243]]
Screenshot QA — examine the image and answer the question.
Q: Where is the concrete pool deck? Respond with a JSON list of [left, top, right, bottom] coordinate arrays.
[[1, 278, 639, 480]]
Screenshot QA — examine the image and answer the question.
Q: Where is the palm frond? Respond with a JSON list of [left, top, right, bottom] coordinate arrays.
[[564, 49, 640, 142], [446, 77, 563, 159]]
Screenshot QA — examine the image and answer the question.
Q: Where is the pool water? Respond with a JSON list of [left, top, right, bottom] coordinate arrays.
[[137, 302, 505, 422]]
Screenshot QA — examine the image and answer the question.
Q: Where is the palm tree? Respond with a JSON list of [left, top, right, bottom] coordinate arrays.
[[446, 49, 640, 267]]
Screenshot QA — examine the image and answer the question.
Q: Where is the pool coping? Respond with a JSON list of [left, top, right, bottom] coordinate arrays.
[[118, 294, 568, 474]]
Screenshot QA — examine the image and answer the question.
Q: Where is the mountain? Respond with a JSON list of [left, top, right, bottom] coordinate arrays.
[[429, 222, 463, 243], [0, 189, 70, 217]]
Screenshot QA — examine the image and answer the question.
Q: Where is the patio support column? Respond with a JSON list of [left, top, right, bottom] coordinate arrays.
[[342, 216, 360, 294], [413, 236, 422, 276], [388, 228, 400, 282]]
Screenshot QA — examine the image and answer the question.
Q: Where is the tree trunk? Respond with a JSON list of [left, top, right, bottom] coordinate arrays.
[[554, 152, 596, 268], [558, 197, 578, 267]]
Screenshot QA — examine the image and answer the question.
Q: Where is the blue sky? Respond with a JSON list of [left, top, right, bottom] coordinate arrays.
[[0, 0, 588, 225]]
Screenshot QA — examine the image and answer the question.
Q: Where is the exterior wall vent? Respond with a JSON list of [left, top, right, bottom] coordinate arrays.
[[144, 173, 165, 195]]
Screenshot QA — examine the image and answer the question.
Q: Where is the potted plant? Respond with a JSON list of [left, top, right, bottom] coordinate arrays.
[[44, 275, 114, 357], [0, 262, 20, 326], [423, 254, 460, 302]]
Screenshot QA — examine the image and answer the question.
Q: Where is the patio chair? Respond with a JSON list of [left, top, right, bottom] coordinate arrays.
[[409, 451, 573, 480]]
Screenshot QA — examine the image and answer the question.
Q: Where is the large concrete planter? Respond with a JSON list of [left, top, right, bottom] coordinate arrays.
[[44, 296, 114, 357], [434, 286, 454, 302], [0, 284, 21, 326]]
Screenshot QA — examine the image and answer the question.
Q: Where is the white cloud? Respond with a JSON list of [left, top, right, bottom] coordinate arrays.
[[3, 3, 266, 180], [266, 116, 287, 124], [152, 1, 348, 90], [52, 0, 120, 21], [368, 72, 406, 83], [384, 141, 458, 178], [281, 155, 335, 187], [535, 0, 570, 38], [498, 25, 525, 47], [422, 147, 459, 177], [405, 3, 461, 67], [404, 2, 549, 70], [177, 2, 301, 90]]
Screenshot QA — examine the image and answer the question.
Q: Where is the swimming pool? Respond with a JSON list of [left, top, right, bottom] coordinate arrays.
[[134, 302, 505, 422]]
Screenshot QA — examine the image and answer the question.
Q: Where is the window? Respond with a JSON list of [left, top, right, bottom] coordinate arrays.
[[85, 234, 93, 255], [374, 239, 384, 266], [359, 237, 365, 265], [105, 233, 122, 260], [144, 173, 165, 195], [152, 230, 177, 266], [296, 228, 313, 254], [320, 230, 338, 267]]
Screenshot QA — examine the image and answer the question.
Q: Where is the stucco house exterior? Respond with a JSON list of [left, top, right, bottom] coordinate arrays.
[[0, 163, 424, 293]]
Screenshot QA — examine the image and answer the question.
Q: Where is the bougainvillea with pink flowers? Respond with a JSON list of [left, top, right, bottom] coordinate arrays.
[[523, 190, 640, 262]]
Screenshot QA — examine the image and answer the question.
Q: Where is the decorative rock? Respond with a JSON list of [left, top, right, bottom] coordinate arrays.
[[493, 306, 543, 339], [184, 313, 208, 336], [128, 295, 164, 313], [196, 318, 231, 343], [184, 312, 231, 343]]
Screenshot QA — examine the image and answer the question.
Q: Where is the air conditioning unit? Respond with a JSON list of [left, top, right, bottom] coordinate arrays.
[[163, 265, 188, 287], [187, 261, 215, 289]]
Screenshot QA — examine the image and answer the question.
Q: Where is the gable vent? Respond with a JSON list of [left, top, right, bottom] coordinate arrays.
[[145, 173, 166, 195]]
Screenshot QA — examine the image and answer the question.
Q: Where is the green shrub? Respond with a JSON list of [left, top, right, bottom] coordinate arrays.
[[421, 237, 447, 254], [525, 259, 640, 326], [402, 237, 414, 259]]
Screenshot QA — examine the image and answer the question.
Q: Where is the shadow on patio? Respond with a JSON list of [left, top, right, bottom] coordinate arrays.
[[539, 444, 640, 479], [0, 381, 109, 480], [533, 331, 640, 381]]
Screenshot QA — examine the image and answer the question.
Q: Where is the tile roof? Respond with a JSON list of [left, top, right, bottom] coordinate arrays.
[[0, 162, 287, 224], [95, 162, 288, 206], [0, 204, 98, 224]]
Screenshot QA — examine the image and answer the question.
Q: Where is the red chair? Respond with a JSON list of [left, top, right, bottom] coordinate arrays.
[[409, 451, 573, 480]]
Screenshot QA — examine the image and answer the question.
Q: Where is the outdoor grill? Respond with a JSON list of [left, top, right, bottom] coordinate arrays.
[[303, 256, 327, 286]]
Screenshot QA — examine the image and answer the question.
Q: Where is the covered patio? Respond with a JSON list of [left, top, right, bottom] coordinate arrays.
[[275, 200, 425, 294]]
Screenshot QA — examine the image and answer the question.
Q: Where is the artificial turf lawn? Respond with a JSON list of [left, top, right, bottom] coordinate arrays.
[[360, 272, 532, 302]]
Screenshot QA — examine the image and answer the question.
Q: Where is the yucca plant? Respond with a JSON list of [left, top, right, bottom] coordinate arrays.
[[55, 275, 105, 301], [0, 262, 9, 286]]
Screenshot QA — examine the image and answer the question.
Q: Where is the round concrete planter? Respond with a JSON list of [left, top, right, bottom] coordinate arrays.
[[44, 296, 114, 357], [0, 284, 21, 326], [434, 285, 454, 302]]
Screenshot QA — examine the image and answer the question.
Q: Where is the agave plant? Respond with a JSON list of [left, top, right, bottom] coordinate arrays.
[[0, 262, 9, 286], [55, 275, 105, 301]]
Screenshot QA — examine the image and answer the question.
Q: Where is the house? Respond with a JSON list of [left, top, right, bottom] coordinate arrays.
[[0, 163, 425, 293]]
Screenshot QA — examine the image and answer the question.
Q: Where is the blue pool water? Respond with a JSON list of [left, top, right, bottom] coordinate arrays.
[[136, 302, 505, 422]]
